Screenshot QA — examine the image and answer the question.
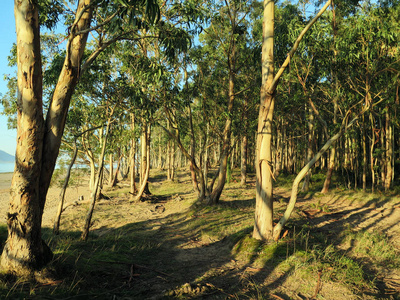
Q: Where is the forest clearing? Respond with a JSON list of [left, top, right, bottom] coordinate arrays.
[[1, 169, 400, 299], [1, 0, 400, 299]]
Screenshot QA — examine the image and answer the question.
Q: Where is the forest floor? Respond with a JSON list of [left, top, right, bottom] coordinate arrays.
[[1, 169, 400, 299]]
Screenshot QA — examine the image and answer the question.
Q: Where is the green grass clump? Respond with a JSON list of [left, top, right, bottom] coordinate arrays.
[[347, 231, 400, 267]]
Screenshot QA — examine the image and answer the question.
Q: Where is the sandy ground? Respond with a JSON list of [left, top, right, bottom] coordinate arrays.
[[0, 173, 12, 190], [0, 172, 92, 228]]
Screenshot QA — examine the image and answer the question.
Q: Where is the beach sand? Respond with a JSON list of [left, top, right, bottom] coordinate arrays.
[[0, 172, 91, 228], [0, 173, 12, 190]]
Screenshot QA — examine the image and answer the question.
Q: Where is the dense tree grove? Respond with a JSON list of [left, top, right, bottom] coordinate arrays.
[[0, 0, 399, 278]]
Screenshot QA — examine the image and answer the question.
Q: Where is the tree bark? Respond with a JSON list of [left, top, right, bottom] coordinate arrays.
[[321, 0, 338, 193], [39, 0, 92, 206], [0, 0, 52, 275], [208, 38, 236, 204], [134, 125, 151, 202], [385, 107, 392, 191], [53, 140, 78, 235], [110, 151, 122, 187], [108, 153, 114, 186], [129, 113, 137, 200], [253, 0, 332, 240], [302, 105, 314, 192], [274, 113, 361, 240], [362, 115, 367, 192], [253, 0, 275, 240], [241, 133, 248, 185], [81, 115, 112, 241]]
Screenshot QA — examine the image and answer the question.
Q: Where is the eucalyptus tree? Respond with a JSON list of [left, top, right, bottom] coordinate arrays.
[[254, 0, 332, 240], [337, 1, 400, 191], [1, 0, 160, 276]]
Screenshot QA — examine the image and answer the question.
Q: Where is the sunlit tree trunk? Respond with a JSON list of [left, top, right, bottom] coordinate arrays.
[[81, 115, 112, 241], [166, 121, 172, 181], [129, 114, 137, 200], [108, 154, 114, 186], [362, 115, 367, 192], [137, 119, 151, 200], [53, 140, 78, 235], [110, 150, 122, 187], [321, 1, 338, 193], [0, 0, 50, 275], [134, 127, 151, 202], [385, 107, 392, 191], [171, 141, 176, 181], [39, 0, 92, 203], [253, 0, 275, 240], [370, 112, 375, 192], [209, 38, 236, 204], [302, 105, 314, 192], [241, 134, 247, 185]]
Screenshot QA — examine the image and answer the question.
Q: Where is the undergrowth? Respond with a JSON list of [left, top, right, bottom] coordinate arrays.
[[0, 170, 399, 299]]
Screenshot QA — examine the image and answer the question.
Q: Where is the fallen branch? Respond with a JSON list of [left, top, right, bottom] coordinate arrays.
[[311, 269, 323, 299]]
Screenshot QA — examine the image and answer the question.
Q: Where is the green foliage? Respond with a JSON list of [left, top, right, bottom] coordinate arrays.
[[38, 0, 64, 29], [347, 231, 400, 267]]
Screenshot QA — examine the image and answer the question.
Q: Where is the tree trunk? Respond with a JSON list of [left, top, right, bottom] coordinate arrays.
[[385, 107, 392, 191], [208, 38, 236, 204], [110, 151, 122, 187], [88, 151, 96, 192], [171, 141, 175, 181], [108, 153, 114, 186], [130, 114, 137, 200], [158, 133, 162, 169], [53, 140, 78, 235], [370, 112, 375, 192], [81, 116, 112, 241], [166, 122, 171, 181], [241, 133, 247, 185], [0, 0, 53, 275], [274, 128, 342, 239], [39, 0, 92, 206], [134, 126, 151, 202], [136, 121, 151, 200], [302, 105, 314, 192], [140, 119, 151, 195], [253, 0, 275, 240], [321, 0, 338, 193], [362, 115, 367, 192], [253, 0, 332, 240]]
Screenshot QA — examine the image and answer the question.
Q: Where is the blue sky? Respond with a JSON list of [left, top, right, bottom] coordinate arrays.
[[0, 2, 16, 156]]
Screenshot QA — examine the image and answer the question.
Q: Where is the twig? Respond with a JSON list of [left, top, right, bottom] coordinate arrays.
[[271, 294, 285, 300], [311, 269, 323, 299]]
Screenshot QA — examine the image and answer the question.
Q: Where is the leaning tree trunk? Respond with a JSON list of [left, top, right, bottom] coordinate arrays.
[[208, 41, 236, 204], [273, 113, 362, 240], [110, 150, 122, 187], [81, 115, 112, 241], [39, 0, 92, 205], [53, 140, 78, 235]]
